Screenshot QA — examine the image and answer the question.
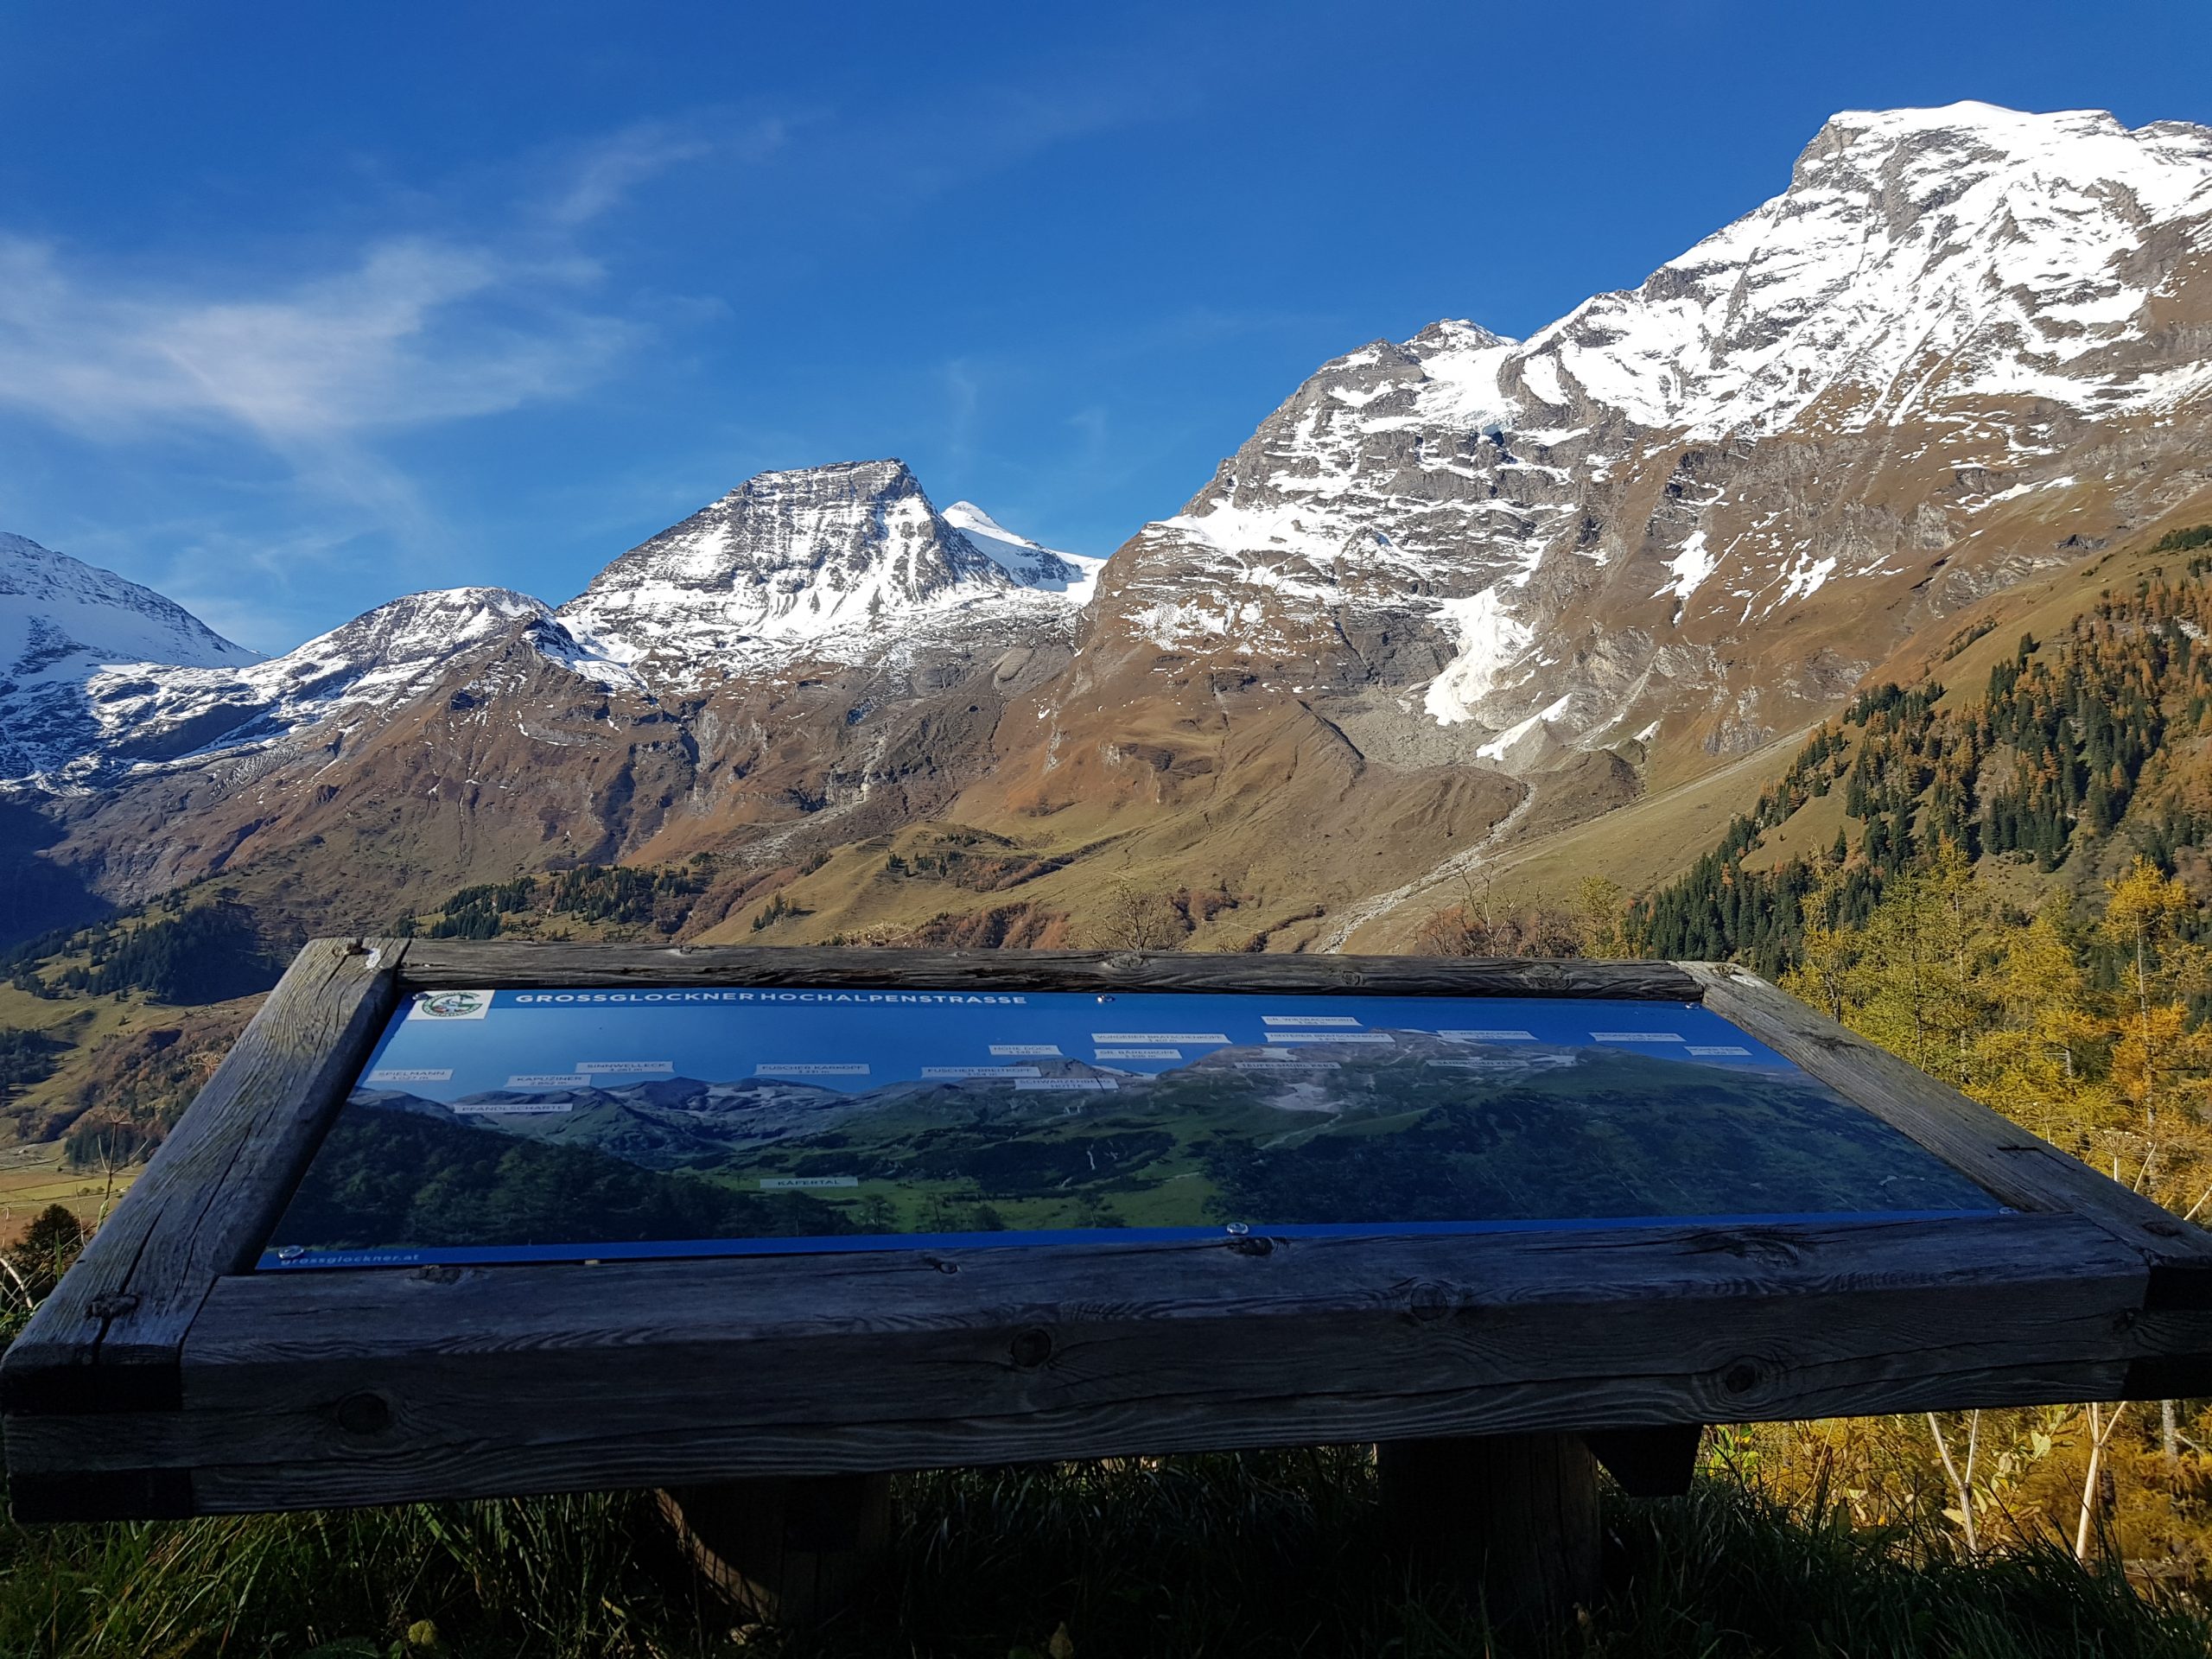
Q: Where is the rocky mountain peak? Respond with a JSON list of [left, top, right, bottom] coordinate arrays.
[[1, 582, 629, 791], [1525, 102, 2212, 441], [557, 460, 1089, 681], [1091, 101, 2212, 773], [1793, 101, 2196, 189], [0, 463, 1088, 790]]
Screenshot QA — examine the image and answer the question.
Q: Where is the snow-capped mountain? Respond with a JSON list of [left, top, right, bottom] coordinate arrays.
[[0, 466, 1088, 789], [1522, 104, 2212, 437], [68, 588, 636, 781], [1095, 102, 2212, 766], [559, 460, 1094, 684], [3, 579, 640, 789], [14, 104, 2212, 951], [0, 467, 1094, 922], [0, 534, 610, 788], [2, 532, 264, 783], [0, 533, 257, 682]]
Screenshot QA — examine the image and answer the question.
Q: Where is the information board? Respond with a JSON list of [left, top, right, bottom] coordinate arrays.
[[16, 942, 2207, 1529], [257, 984, 2005, 1269]]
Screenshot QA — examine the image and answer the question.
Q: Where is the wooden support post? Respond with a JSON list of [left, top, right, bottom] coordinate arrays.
[[1377, 1433, 1600, 1621], [658, 1474, 892, 1626]]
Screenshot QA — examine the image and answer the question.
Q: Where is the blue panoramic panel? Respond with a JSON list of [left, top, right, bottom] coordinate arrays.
[[259, 986, 2005, 1269]]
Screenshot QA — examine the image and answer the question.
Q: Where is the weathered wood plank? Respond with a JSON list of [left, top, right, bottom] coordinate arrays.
[[190, 1211, 2135, 1348], [1684, 962, 2212, 1268], [25, 1344, 2153, 1521], [0, 938, 405, 1416], [19, 1285, 2154, 1512], [11, 1211, 2198, 1513], [397, 942, 1704, 1001]]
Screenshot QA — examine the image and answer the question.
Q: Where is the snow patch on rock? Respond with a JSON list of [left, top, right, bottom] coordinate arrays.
[[1655, 531, 1719, 602], [1424, 588, 1535, 725], [941, 500, 1105, 600]]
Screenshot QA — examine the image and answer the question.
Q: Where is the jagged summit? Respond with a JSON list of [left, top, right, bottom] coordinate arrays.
[[1519, 100, 2212, 439], [1802, 100, 2202, 162], [276, 586, 550, 675], [558, 460, 1095, 681]]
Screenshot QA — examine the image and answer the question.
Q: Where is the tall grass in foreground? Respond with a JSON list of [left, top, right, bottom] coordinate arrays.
[[4, 1450, 2209, 1659]]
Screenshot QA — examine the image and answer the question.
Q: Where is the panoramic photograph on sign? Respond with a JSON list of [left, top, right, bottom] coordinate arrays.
[[258, 985, 2005, 1268]]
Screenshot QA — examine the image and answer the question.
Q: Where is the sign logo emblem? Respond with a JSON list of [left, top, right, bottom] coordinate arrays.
[[411, 989, 493, 1020]]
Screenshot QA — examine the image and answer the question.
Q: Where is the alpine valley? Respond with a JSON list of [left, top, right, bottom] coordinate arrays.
[[9, 99, 2212, 996]]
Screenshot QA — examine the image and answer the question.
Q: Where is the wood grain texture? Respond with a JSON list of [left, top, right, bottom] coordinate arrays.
[[0, 938, 405, 1416], [397, 941, 1704, 1001], [15, 944, 2212, 1522], [1683, 962, 2212, 1268], [8, 1211, 2192, 1513]]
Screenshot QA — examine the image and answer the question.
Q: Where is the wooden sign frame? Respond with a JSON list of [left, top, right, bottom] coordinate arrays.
[[7, 939, 2211, 1523]]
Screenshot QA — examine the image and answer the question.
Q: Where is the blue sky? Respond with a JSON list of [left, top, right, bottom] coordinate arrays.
[[4, 1, 2209, 652]]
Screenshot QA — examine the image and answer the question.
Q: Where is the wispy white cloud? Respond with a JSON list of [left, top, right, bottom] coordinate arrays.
[[0, 122, 745, 646], [0, 235, 635, 446], [0, 108, 802, 461], [155, 524, 378, 653], [887, 83, 1179, 198], [548, 114, 789, 226]]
